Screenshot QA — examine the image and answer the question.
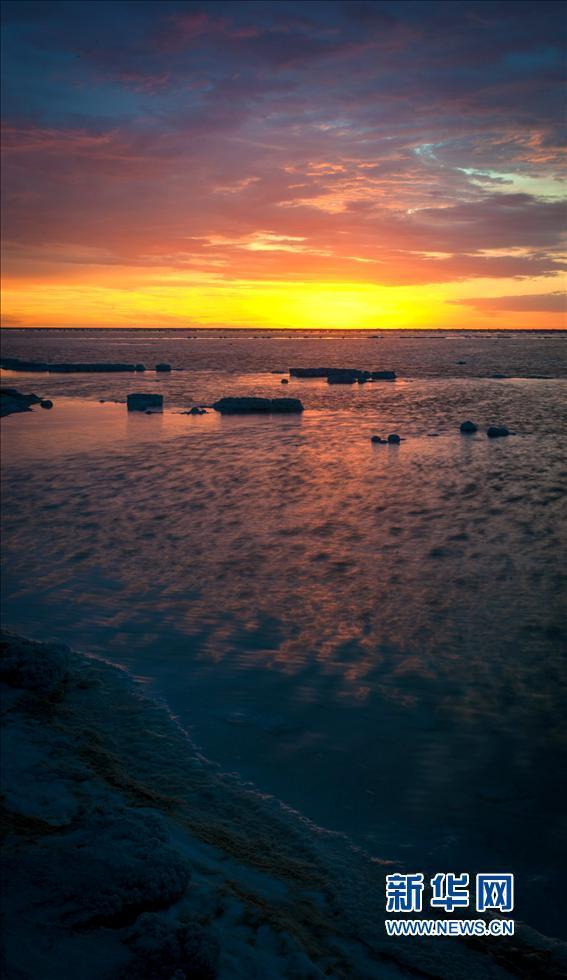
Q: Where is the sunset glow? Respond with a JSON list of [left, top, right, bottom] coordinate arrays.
[[1, 1, 566, 329]]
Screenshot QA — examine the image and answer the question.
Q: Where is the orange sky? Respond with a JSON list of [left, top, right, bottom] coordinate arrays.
[[2, 2, 566, 330]]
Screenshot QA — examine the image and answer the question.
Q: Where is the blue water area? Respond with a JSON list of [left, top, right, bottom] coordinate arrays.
[[2, 329, 566, 939]]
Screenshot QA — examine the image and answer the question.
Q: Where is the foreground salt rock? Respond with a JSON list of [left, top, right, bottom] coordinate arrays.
[[1, 356, 145, 373], [2, 629, 565, 980], [127, 393, 164, 411], [212, 396, 304, 414], [290, 367, 396, 383], [1, 388, 42, 417]]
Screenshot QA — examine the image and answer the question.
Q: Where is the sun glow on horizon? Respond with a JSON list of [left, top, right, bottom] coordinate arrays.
[[2, 274, 565, 331]]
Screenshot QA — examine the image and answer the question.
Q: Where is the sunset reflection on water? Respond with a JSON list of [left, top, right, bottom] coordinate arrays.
[[1, 334, 566, 937]]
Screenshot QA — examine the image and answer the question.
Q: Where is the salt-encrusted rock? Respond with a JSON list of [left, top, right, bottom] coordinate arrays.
[[127, 393, 163, 411], [12, 810, 192, 930], [387, 433, 401, 444], [40, 399, 53, 409], [0, 631, 70, 694], [487, 425, 510, 438], [460, 420, 477, 433], [212, 396, 303, 414], [0, 388, 42, 417], [125, 914, 219, 980], [155, 363, 172, 372]]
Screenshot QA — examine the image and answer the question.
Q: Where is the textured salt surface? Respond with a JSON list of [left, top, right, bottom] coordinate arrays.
[[3, 632, 566, 979]]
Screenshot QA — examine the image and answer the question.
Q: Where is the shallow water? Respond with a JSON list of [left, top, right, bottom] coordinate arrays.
[[2, 329, 566, 939]]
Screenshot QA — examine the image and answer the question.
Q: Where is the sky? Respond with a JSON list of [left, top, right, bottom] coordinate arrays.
[[1, 0, 566, 330]]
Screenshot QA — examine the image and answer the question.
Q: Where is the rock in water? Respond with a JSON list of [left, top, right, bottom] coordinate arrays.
[[370, 435, 385, 443], [0, 357, 145, 373], [289, 367, 330, 378], [40, 399, 53, 410], [487, 425, 510, 438], [289, 367, 396, 382], [370, 370, 396, 381], [327, 369, 363, 384], [155, 363, 172, 372], [387, 433, 401, 444], [460, 420, 477, 433], [212, 397, 303, 414], [0, 388, 42, 417], [127, 393, 164, 412], [270, 397, 304, 413], [281, 378, 289, 384]]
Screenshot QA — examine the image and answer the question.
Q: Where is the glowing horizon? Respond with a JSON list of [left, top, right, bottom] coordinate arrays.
[[1, 2, 566, 331]]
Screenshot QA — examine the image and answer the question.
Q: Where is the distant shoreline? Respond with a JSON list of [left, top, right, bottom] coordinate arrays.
[[2, 326, 566, 333]]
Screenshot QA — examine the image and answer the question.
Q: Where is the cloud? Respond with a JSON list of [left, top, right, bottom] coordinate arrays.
[[1, 0, 566, 326], [452, 291, 566, 313]]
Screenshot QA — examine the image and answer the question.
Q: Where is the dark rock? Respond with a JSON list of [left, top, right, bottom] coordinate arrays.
[[456, 360, 467, 364], [125, 914, 219, 980], [327, 368, 368, 384], [135, 364, 146, 372], [491, 373, 508, 379], [460, 420, 477, 433], [387, 433, 401, 444], [0, 631, 70, 694], [370, 370, 396, 381], [267, 397, 304, 413], [487, 425, 510, 438], [40, 399, 53, 409], [289, 366, 396, 383], [214, 396, 271, 413], [155, 363, 172, 372], [289, 367, 330, 378], [1, 357, 144, 373], [281, 378, 289, 384], [189, 407, 206, 415], [212, 396, 303, 414], [127, 393, 164, 412], [1, 388, 42, 417], [371, 435, 385, 443]]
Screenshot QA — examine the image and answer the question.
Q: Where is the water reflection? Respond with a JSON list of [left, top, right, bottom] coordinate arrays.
[[1, 382, 566, 937]]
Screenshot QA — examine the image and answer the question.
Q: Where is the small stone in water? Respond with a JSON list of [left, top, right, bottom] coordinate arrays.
[[487, 425, 510, 438]]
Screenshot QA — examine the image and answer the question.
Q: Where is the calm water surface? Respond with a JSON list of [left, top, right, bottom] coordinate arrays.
[[2, 329, 566, 937]]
